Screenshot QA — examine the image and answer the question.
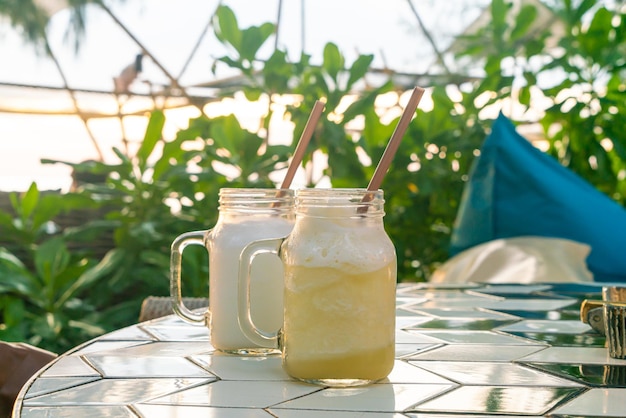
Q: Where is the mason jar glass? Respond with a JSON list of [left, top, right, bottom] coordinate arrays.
[[239, 188, 397, 386], [170, 188, 294, 354]]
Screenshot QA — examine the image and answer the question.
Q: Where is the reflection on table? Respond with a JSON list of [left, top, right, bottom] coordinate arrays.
[[13, 282, 626, 417]]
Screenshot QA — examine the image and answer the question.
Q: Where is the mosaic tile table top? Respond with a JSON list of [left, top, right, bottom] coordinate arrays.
[[13, 282, 626, 418]]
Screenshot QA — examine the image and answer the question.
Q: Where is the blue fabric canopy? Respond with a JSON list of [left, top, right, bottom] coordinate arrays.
[[450, 113, 626, 282]]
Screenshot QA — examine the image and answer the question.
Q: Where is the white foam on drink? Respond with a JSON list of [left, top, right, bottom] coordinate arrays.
[[290, 206, 395, 274]]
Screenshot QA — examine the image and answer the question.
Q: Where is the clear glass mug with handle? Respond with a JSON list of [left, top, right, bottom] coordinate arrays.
[[170, 188, 294, 354], [238, 188, 397, 386]]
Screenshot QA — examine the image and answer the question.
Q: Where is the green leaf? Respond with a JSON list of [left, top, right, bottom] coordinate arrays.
[[523, 71, 537, 87], [518, 85, 531, 106], [242, 87, 263, 101], [153, 136, 187, 181], [263, 50, 294, 93], [491, 0, 509, 40], [31, 312, 62, 340], [214, 5, 242, 51], [0, 209, 13, 229], [524, 37, 545, 56], [128, 221, 163, 242], [55, 249, 126, 309], [2, 297, 26, 327], [360, 107, 394, 152], [346, 54, 374, 91], [216, 56, 244, 71], [0, 247, 27, 271], [136, 110, 166, 171], [112, 147, 132, 167], [322, 43, 343, 80], [210, 115, 263, 168], [0, 271, 39, 299], [34, 237, 70, 286], [0, 249, 41, 298], [20, 182, 40, 219], [32, 193, 64, 230], [239, 23, 274, 61], [572, 0, 597, 23], [510, 4, 538, 42], [63, 219, 118, 243], [342, 83, 391, 123], [579, 7, 612, 59]]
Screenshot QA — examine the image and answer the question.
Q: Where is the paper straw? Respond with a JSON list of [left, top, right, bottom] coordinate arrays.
[[279, 100, 325, 190], [359, 86, 425, 209]]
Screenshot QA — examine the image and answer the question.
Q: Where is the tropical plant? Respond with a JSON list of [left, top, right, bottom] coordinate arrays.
[[205, 4, 484, 279], [454, 0, 626, 204], [541, 0, 626, 203], [42, 111, 205, 329], [0, 183, 120, 352], [3, 0, 626, 353]]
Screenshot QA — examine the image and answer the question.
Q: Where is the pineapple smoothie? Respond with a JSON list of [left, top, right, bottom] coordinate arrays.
[[281, 206, 397, 384]]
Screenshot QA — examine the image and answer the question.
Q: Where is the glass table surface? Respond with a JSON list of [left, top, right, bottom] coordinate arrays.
[[13, 282, 626, 417]]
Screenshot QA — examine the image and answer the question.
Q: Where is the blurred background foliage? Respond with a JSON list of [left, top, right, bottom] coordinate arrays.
[[1, 0, 625, 353]]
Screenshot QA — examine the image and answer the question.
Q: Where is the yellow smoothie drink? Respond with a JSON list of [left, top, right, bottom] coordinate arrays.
[[281, 206, 397, 384]]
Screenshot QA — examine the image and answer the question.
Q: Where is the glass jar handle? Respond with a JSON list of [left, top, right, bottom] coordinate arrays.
[[170, 230, 210, 325], [238, 237, 284, 348]]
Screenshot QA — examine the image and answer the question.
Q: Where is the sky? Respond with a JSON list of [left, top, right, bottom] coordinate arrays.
[[0, 0, 487, 192]]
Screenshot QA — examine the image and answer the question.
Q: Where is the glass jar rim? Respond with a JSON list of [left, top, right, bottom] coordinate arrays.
[[218, 188, 294, 213], [219, 187, 294, 196], [295, 188, 385, 217]]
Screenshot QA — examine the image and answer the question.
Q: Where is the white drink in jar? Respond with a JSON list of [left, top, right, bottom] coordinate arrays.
[[209, 216, 293, 351], [170, 188, 294, 355]]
